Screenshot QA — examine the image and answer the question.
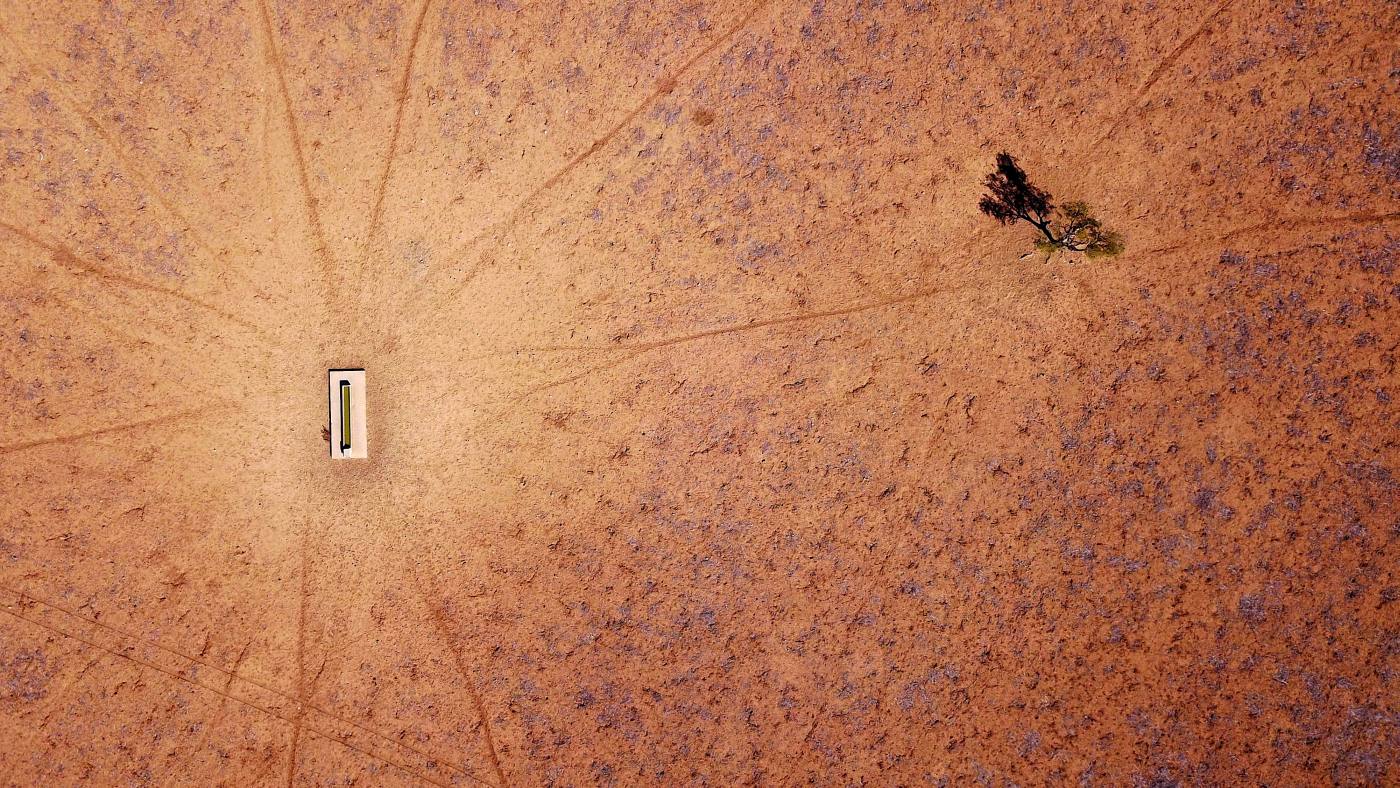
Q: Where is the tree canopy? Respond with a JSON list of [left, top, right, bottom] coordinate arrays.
[[978, 152, 1123, 259]]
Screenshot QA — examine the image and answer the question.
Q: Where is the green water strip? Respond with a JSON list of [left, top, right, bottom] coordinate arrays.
[[340, 380, 351, 452]]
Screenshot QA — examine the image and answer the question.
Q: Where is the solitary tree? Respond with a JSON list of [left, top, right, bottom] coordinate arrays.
[[978, 152, 1123, 259]]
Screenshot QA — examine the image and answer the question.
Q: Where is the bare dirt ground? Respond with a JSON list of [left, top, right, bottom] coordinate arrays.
[[2, 0, 1398, 784]]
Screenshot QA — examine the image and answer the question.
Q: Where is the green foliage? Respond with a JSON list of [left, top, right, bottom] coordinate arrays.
[[978, 153, 1125, 260], [1084, 231, 1125, 259], [1055, 201, 1125, 258]]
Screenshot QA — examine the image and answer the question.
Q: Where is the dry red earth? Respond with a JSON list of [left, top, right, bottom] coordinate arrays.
[[2, 0, 1398, 785]]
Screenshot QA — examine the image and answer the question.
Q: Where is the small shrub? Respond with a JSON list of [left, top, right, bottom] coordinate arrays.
[[1055, 201, 1125, 258], [978, 152, 1124, 259]]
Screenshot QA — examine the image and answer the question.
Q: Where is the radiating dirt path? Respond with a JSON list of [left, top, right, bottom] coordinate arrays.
[[2, 0, 1398, 784]]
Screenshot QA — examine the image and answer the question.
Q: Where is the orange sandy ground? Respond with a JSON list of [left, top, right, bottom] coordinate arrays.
[[2, 0, 1398, 785]]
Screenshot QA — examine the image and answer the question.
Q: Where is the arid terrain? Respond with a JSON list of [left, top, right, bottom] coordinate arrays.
[[2, 0, 1398, 784]]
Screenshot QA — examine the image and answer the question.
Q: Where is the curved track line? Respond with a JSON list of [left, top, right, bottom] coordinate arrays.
[[1143, 210, 1400, 255], [0, 22, 278, 304], [357, 0, 436, 290], [623, 287, 941, 353], [521, 285, 952, 373], [0, 602, 460, 787], [0, 584, 490, 784], [406, 0, 774, 328], [1099, 0, 1234, 141], [183, 638, 256, 759], [0, 220, 281, 347], [506, 349, 650, 406], [487, 0, 773, 238], [43, 291, 178, 352], [0, 406, 224, 456], [407, 562, 509, 787], [284, 526, 313, 788], [34, 292, 277, 410], [255, 0, 339, 304], [1219, 210, 1400, 242], [486, 283, 961, 415]]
